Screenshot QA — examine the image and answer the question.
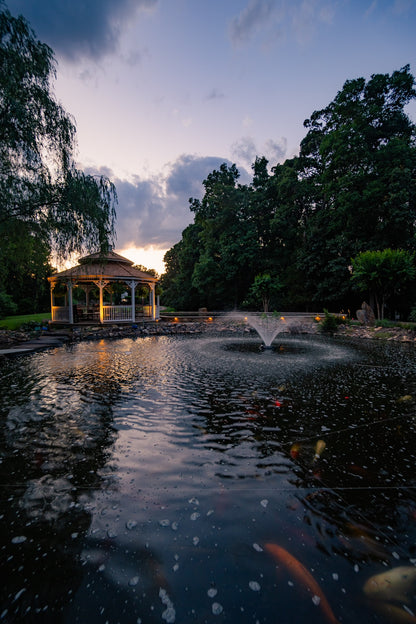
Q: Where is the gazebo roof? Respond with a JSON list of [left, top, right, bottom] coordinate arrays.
[[48, 250, 158, 283]]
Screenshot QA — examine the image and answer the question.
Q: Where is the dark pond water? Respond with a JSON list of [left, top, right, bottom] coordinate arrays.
[[1, 333, 416, 623]]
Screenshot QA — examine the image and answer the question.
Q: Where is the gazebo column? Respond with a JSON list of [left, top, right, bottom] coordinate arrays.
[[80, 284, 94, 308], [149, 283, 157, 320], [94, 280, 109, 323], [127, 280, 138, 322], [66, 281, 74, 324], [50, 283, 55, 321]]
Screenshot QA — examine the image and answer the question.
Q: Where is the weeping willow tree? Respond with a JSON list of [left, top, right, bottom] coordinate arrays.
[[0, 3, 117, 313]]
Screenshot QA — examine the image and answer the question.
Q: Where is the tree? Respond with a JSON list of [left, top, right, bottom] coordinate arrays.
[[161, 67, 416, 314], [190, 163, 259, 308], [350, 249, 416, 319], [297, 66, 416, 305], [0, 4, 117, 310], [248, 273, 282, 312], [267, 157, 310, 307], [0, 222, 53, 313], [133, 264, 158, 278], [161, 224, 202, 309]]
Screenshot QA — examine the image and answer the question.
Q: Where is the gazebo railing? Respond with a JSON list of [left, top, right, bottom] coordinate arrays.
[[103, 305, 132, 322], [51, 304, 159, 323], [52, 306, 70, 322]]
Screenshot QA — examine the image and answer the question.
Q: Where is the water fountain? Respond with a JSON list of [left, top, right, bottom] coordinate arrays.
[[242, 312, 291, 348]]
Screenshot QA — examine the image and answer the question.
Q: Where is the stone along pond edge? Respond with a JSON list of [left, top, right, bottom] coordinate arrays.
[[1, 318, 416, 357]]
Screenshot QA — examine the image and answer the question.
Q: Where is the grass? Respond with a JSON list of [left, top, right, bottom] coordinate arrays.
[[0, 312, 51, 331]]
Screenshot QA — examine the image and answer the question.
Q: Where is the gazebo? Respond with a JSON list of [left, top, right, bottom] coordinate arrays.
[[48, 250, 159, 324]]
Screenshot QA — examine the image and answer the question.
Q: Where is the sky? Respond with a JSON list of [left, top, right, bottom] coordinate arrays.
[[5, 0, 416, 274]]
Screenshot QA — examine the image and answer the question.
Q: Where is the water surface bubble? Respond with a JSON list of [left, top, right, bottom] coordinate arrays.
[[11, 536, 27, 544]]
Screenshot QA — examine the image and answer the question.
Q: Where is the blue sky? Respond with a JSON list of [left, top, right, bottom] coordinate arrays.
[[6, 0, 416, 273]]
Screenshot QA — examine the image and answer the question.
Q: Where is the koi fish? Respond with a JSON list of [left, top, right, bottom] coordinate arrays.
[[366, 600, 416, 623], [397, 395, 413, 404], [313, 439, 326, 462], [347, 464, 368, 478], [363, 566, 416, 605], [290, 443, 301, 459], [337, 533, 390, 563], [265, 543, 340, 624]]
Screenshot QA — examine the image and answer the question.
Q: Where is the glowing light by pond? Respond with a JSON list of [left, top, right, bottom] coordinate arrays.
[[315, 316, 321, 322]]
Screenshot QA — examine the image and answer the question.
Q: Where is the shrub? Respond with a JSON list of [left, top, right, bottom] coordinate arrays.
[[319, 309, 339, 334], [375, 319, 396, 328], [0, 291, 17, 319]]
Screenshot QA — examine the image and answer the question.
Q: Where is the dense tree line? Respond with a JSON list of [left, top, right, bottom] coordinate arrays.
[[161, 66, 416, 318], [0, 3, 117, 316]]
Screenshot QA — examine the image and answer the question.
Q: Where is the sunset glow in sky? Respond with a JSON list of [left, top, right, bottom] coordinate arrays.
[[6, 0, 416, 274]]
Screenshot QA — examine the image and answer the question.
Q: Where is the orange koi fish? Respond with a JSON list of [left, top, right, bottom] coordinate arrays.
[[367, 600, 416, 623], [265, 543, 340, 624], [313, 439, 326, 462], [290, 443, 301, 459]]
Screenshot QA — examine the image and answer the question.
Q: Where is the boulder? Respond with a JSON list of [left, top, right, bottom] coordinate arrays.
[[356, 301, 375, 326]]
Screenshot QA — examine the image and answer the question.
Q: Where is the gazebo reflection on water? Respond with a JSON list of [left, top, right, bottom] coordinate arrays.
[[48, 250, 159, 324]]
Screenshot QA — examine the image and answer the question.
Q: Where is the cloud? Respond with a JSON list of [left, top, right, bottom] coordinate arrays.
[[263, 137, 288, 162], [229, 0, 275, 44], [164, 154, 231, 199], [6, 0, 157, 61], [92, 154, 244, 251], [231, 136, 287, 168], [206, 88, 226, 100], [229, 0, 337, 47], [231, 137, 257, 166], [393, 0, 416, 14]]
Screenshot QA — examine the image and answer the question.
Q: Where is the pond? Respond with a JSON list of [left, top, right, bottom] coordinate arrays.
[[1, 333, 416, 623]]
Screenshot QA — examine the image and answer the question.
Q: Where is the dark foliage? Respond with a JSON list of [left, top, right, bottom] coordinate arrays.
[[161, 66, 416, 317]]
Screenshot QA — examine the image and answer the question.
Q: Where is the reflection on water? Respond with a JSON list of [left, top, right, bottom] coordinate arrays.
[[1, 334, 416, 622]]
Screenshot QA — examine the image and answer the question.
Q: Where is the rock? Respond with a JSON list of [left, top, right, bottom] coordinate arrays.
[[356, 302, 375, 326], [356, 310, 366, 324]]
